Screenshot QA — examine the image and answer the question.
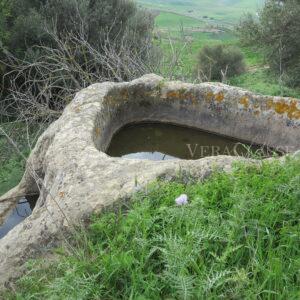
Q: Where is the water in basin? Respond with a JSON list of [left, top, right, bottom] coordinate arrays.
[[107, 123, 272, 160], [0, 195, 38, 239]]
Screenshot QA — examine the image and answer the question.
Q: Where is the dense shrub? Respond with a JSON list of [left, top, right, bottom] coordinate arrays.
[[0, 0, 155, 123], [197, 44, 246, 82], [1, 0, 153, 58], [237, 0, 300, 87]]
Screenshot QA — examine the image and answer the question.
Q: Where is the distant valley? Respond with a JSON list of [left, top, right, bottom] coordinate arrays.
[[137, 0, 264, 25]]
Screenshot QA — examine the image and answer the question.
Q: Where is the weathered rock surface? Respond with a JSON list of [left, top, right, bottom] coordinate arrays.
[[0, 74, 299, 287]]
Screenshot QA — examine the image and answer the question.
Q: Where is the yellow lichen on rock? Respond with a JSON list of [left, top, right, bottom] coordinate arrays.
[[166, 90, 182, 99], [239, 96, 250, 109], [215, 92, 224, 103], [205, 91, 214, 102], [164, 89, 197, 104], [267, 99, 300, 119], [95, 127, 101, 137]]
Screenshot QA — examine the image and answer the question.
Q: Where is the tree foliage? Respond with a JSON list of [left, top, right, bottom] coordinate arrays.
[[237, 0, 300, 87], [0, 0, 12, 44], [0, 0, 155, 122], [1, 0, 153, 58]]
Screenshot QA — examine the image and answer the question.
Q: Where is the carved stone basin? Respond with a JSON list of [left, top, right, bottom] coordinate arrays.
[[0, 74, 299, 286]]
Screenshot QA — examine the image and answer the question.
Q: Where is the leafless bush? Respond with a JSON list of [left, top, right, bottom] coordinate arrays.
[[0, 26, 192, 124], [1, 26, 156, 120], [0, 10, 193, 167]]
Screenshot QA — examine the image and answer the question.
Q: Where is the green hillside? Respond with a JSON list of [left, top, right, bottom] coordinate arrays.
[[138, 0, 264, 24], [155, 11, 205, 29], [138, 0, 300, 98]]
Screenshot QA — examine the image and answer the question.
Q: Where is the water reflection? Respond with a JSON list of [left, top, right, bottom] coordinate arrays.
[[122, 151, 175, 161], [0, 195, 38, 239], [107, 123, 274, 160]]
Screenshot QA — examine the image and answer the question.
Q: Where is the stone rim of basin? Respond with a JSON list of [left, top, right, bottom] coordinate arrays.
[[0, 74, 299, 288]]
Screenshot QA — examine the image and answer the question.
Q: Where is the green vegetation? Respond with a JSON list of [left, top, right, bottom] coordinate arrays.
[[1, 0, 152, 58], [147, 0, 300, 98], [229, 69, 300, 98], [139, 0, 264, 24], [156, 30, 236, 80], [0, 0, 11, 43], [0, 0, 154, 109], [227, 47, 300, 98], [0, 124, 35, 196], [2, 157, 300, 299], [197, 44, 246, 81], [237, 0, 300, 88], [155, 11, 204, 29], [157, 28, 300, 97], [0, 154, 24, 196]]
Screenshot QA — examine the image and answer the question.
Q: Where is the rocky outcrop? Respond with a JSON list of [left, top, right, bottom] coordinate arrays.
[[0, 74, 299, 287]]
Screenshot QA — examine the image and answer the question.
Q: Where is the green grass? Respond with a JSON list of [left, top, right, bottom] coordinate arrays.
[[241, 46, 264, 66], [139, 0, 264, 24], [0, 154, 25, 196], [3, 157, 300, 299], [155, 11, 205, 29], [229, 69, 300, 98], [0, 136, 26, 196], [227, 47, 300, 98], [0, 123, 39, 196], [157, 30, 237, 80]]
